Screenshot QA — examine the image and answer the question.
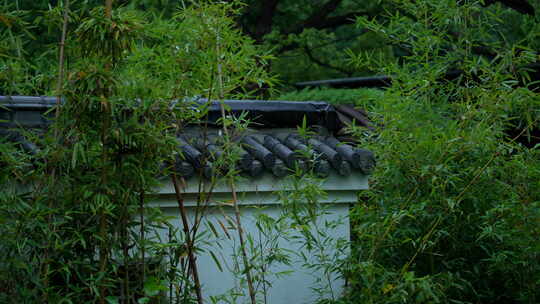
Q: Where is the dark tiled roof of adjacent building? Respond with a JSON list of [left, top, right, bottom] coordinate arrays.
[[173, 131, 375, 179], [1, 96, 375, 178]]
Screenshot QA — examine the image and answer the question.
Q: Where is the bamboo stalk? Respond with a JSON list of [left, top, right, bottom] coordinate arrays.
[[99, 2, 113, 303], [44, 1, 70, 301], [99, 212, 108, 304], [216, 31, 257, 304], [122, 194, 130, 304], [139, 190, 146, 297], [171, 174, 203, 304], [55, 0, 69, 125], [168, 226, 173, 304], [105, 0, 112, 18]]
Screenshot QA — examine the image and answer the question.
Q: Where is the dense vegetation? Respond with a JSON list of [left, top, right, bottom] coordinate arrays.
[[2, 0, 540, 303], [278, 1, 540, 302], [1, 2, 276, 303]]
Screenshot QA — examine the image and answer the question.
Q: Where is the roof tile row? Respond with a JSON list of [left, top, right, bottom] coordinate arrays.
[[174, 133, 375, 179]]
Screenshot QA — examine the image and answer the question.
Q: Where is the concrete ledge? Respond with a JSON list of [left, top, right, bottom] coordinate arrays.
[[155, 173, 368, 195]]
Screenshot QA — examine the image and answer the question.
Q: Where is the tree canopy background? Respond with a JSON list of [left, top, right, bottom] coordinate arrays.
[[2, 0, 539, 92]]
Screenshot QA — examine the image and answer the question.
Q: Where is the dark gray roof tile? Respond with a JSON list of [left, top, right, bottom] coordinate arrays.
[[241, 135, 275, 169], [271, 158, 288, 178], [263, 135, 299, 168], [174, 158, 195, 178], [337, 160, 351, 176], [177, 136, 204, 169], [313, 159, 331, 178], [175, 132, 370, 179], [354, 148, 376, 175], [307, 137, 343, 169], [324, 137, 361, 168], [278, 134, 310, 157], [243, 159, 264, 177]]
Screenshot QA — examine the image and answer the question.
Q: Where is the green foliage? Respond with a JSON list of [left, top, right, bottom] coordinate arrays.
[[119, 2, 276, 100], [0, 1, 274, 303], [2, 0, 540, 303], [240, 0, 394, 85], [74, 6, 146, 60], [338, 1, 540, 303]]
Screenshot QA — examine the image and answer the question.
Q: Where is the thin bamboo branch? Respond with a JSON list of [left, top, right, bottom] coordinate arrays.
[[258, 230, 268, 304], [171, 174, 203, 304], [400, 152, 499, 276], [105, 0, 112, 18], [169, 226, 174, 304], [43, 1, 70, 301], [98, 211, 108, 304], [216, 30, 257, 304], [122, 194, 130, 304], [99, 2, 113, 303], [189, 74, 221, 250], [139, 190, 146, 295], [55, 0, 69, 126]]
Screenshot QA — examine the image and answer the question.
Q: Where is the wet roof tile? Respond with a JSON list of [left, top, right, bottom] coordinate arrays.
[[175, 132, 375, 179]]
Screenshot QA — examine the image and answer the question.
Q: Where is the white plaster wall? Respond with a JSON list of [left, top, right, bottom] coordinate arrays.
[[150, 173, 368, 303]]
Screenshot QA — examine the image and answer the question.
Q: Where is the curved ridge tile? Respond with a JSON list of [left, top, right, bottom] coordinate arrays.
[[203, 162, 215, 180], [356, 149, 376, 175], [313, 159, 331, 178], [177, 136, 204, 169], [324, 136, 375, 174], [241, 135, 276, 169], [263, 135, 300, 168], [278, 133, 310, 157], [307, 137, 343, 169], [194, 136, 223, 162], [243, 159, 264, 177], [173, 130, 374, 179], [236, 148, 255, 171], [271, 158, 289, 177], [324, 137, 360, 168], [337, 160, 352, 176]]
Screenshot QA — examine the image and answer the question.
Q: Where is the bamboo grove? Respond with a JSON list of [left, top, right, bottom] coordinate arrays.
[[1, 1, 278, 303]]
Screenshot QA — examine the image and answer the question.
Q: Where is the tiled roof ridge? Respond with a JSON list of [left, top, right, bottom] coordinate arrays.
[[1, 95, 375, 135], [175, 131, 375, 179]]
